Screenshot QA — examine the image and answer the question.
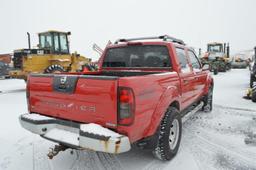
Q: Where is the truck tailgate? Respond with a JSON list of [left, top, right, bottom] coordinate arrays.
[[29, 75, 118, 128]]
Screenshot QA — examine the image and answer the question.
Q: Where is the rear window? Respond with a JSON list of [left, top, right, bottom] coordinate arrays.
[[102, 45, 171, 68]]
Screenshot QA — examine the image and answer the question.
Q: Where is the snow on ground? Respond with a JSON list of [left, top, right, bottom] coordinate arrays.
[[0, 69, 256, 170], [213, 69, 256, 110]]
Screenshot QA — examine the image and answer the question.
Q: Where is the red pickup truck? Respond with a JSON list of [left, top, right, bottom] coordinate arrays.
[[19, 35, 213, 161]]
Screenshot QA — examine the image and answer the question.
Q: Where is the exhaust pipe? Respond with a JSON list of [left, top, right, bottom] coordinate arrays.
[[226, 43, 230, 58], [27, 32, 31, 49], [254, 46, 256, 61]]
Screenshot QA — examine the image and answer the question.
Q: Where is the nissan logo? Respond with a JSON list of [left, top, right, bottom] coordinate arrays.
[[60, 76, 67, 85]]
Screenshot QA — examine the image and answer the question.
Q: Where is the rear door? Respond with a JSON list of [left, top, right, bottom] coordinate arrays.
[[29, 75, 119, 129], [188, 50, 207, 99], [175, 48, 195, 109]]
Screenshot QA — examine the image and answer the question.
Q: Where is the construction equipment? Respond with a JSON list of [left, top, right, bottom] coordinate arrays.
[[201, 42, 231, 74], [90, 41, 113, 71], [0, 54, 12, 64], [0, 61, 10, 78], [0, 54, 12, 78], [231, 56, 248, 69], [250, 47, 256, 87], [244, 47, 256, 102], [9, 30, 91, 80]]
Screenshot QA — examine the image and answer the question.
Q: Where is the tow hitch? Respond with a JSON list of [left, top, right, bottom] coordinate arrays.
[[47, 145, 68, 159]]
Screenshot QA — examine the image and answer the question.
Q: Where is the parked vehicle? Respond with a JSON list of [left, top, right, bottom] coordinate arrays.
[[0, 53, 12, 64], [19, 35, 214, 161], [231, 58, 248, 69], [201, 42, 231, 74], [250, 47, 256, 88], [9, 30, 91, 80], [0, 61, 10, 78]]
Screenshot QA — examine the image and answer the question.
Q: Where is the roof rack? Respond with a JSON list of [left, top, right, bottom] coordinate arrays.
[[114, 35, 185, 45]]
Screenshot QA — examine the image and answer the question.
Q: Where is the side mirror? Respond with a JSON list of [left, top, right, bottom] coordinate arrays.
[[202, 64, 210, 71]]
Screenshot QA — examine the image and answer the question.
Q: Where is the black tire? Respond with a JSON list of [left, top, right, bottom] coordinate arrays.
[[223, 66, 227, 72], [202, 86, 213, 112], [152, 107, 182, 161], [250, 75, 255, 88], [44, 65, 65, 73], [252, 86, 256, 102], [213, 69, 218, 75]]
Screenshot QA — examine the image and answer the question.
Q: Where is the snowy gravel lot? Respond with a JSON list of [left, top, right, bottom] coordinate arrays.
[[0, 69, 256, 170]]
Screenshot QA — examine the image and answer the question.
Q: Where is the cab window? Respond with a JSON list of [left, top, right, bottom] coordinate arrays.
[[175, 48, 191, 73], [60, 34, 69, 53], [188, 50, 201, 70], [54, 34, 60, 51], [45, 34, 52, 48], [39, 35, 45, 48]]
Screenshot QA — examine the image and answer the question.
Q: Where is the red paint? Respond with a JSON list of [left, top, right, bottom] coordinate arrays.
[[27, 40, 213, 143]]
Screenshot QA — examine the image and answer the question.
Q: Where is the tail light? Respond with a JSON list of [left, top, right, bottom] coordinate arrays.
[[118, 87, 135, 126], [26, 76, 30, 112]]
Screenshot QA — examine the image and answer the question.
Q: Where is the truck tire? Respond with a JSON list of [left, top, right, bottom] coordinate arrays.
[[153, 107, 182, 161], [252, 86, 256, 102], [250, 75, 255, 88], [223, 65, 227, 72], [202, 86, 213, 112], [44, 65, 65, 73], [213, 69, 218, 75]]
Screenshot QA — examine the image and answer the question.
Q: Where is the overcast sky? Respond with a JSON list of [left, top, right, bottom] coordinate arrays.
[[1, 0, 256, 60]]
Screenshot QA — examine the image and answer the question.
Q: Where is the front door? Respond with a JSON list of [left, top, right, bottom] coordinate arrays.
[[175, 47, 195, 110], [188, 50, 208, 100]]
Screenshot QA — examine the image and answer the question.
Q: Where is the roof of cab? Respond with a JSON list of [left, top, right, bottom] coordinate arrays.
[[38, 30, 71, 35]]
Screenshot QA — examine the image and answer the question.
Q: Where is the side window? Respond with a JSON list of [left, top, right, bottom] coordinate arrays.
[[176, 48, 190, 73], [188, 51, 201, 70], [39, 35, 45, 48], [54, 34, 60, 52], [60, 34, 69, 53], [45, 34, 52, 48]]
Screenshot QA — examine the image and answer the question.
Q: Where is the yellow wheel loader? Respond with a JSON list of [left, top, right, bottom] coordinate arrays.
[[9, 30, 91, 80]]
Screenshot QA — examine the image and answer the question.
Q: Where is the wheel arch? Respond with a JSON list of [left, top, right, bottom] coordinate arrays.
[[143, 85, 181, 138], [169, 100, 180, 111]]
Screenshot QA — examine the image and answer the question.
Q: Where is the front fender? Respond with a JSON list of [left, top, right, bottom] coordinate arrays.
[[143, 85, 180, 137], [203, 72, 214, 95]]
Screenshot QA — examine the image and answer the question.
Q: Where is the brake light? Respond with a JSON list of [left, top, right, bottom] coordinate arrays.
[[26, 76, 30, 112], [118, 87, 135, 126]]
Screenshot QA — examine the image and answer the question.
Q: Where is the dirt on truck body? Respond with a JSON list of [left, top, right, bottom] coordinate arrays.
[[19, 35, 213, 161]]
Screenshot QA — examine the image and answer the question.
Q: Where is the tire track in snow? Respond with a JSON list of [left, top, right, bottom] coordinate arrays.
[[33, 141, 53, 170], [0, 88, 25, 94], [195, 132, 256, 170], [69, 150, 124, 170], [181, 104, 256, 170], [197, 127, 256, 160], [214, 104, 256, 113], [183, 120, 256, 170], [96, 152, 124, 170], [69, 151, 100, 170]]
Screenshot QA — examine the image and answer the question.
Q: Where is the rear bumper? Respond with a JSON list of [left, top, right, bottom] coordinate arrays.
[[19, 113, 131, 154]]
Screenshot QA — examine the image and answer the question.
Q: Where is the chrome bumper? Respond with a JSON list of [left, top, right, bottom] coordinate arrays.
[[19, 113, 131, 154]]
